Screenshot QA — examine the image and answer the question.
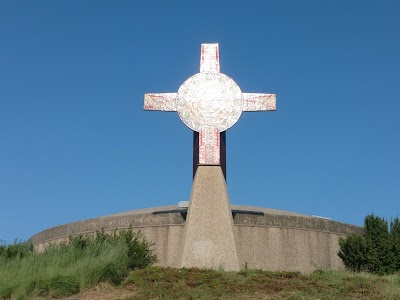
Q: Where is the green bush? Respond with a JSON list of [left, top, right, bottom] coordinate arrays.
[[0, 239, 33, 260], [338, 234, 367, 272], [338, 215, 400, 275], [119, 229, 158, 269], [66, 228, 157, 271]]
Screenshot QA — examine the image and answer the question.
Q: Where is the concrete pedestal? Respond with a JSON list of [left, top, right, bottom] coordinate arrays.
[[179, 165, 241, 271]]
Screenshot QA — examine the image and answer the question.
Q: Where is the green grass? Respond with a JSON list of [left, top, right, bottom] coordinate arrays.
[[0, 230, 156, 300], [2, 262, 400, 299], [2, 235, 400, 299], [0, 239, 128, 299], [120, 267, 400, 300]]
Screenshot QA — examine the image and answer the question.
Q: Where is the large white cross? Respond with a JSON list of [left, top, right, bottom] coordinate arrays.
[[144, 43, 276, 165]]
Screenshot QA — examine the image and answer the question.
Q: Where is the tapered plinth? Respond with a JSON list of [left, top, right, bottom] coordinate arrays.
[[179, 165, 241, 271]]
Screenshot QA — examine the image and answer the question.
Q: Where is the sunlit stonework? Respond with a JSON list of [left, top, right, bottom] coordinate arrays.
[[144, 43, 276, 164]]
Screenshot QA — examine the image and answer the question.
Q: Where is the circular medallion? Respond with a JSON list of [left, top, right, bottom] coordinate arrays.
[[176, 73, 243, 132]]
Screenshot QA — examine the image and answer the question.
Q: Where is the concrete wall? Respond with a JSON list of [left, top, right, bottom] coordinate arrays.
[[29, 209, 363, 273], [236, 226, 344, 272]]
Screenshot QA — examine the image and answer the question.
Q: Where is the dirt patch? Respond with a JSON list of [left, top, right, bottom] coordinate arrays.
[[57, 282, 135, 300]]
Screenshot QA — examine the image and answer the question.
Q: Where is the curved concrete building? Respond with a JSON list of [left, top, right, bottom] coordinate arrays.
[[30, 205, 362, 273]]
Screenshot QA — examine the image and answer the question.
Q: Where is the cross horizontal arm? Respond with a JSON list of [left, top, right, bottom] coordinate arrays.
[[144, 93, 177, 111], [242, 93, 276, 111], [200, 43, 220, 73]]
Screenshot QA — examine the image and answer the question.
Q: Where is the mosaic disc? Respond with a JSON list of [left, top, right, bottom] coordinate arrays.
[[176, 73, 243, 132]]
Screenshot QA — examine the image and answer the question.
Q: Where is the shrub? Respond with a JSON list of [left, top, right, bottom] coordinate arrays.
[[119, 229, 158, 269], [338, 234, 367, 272], [0, 239, 33, 260], [338, 215, 400, 275], [66, 228, 157, 270]]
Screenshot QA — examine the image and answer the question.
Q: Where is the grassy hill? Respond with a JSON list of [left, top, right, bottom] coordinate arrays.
[[2, 227, 400, 299], [57, 267, 400, 300]]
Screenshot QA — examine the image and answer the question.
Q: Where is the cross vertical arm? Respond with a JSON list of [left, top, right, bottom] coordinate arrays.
[[193, 131, 226, 180], [199, 126, 220, 165], [197, 43, 221, 166], [200, 43, 220, 73]]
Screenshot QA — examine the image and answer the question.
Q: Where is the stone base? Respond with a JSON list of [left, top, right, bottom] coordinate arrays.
[[179, 165, 241, 271]]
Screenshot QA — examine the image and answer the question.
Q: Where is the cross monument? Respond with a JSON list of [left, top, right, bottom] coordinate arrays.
[[144, 44, 276, 167], [144, 43, 276, 270]]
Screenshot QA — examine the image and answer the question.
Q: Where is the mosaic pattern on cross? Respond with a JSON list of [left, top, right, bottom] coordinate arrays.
[[144, 43, 276, 165]]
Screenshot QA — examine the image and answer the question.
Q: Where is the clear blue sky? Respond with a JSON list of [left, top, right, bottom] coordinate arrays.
[[1, 1, 399, 244]]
